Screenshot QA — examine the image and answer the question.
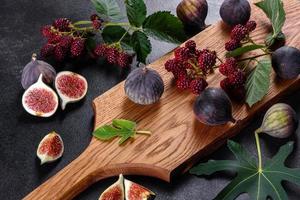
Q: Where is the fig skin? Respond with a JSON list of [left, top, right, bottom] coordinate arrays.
[[125, 67, 164, 105], [176, 0, 208, 33], [220, 0, 251, 26], [193, 88, 235, 125], [271, 46, 300, 79], [21, 54, 56, 90], [99, 174, 124, 200], [258, 103, 298, 138]]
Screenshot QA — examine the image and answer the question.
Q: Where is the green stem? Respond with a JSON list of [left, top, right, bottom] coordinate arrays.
[[255, 128, 263, 172], [136, 130, 151, 135], [104, 22, 131, 27], [73, 20, 92, 26], [238, 53, 269, 62]]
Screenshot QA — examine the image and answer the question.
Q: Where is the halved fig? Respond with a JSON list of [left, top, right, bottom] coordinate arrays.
[[55, 71, 88, 110], [124, 179, 155, 200], [22, 74, 58, 117], [37, 131, 64, 165], [99, 174, 125, 200]]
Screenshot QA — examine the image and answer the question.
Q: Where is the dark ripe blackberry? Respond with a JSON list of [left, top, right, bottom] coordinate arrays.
[[106, 47, 119, 65], [40, 44, 55, 57], [59, 36, 73, 49], [198, 49, 217, 72], [220, 78, 232, 92], [48, 34, 61, 44], [54, 45, 67, 62], [225, 39, 241, 51], [94, 44, 108, 57], [165, 59, 177, 72], [90, 14, 99, 21], [174, 47, 190, 62], [70, 38, 85, 57], [190, 78, 208, 95], [118, 52, 132, 68], [246, 20, 257, 32], [41, 25, 53, 38], [185, 40, 197, 53], [220, 78, 245, 101], [92, 20, 102, 29], [53, 18, 71, 32], [228, 70, 246, 86], [230, 24, 248, 42], [176, 76, 190, 90], [219, 58, 238, 76]]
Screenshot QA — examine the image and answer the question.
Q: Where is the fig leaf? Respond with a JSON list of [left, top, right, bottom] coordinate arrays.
[[91, 0, 123, 21], [125, 0, 146, 27], [190, 140, 300, 200], [143, 11, 187, 44], [131, 31, 151, 64], [226, 44, 265, 58], [245, 59, 271, 107]]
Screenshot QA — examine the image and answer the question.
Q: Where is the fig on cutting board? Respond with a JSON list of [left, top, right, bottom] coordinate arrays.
[[99, 174, 125, 200], [124, 179, 155, 200], [55, 71, 88, 110], [37, 131, 64, 165], [22, 74, 58, 117]]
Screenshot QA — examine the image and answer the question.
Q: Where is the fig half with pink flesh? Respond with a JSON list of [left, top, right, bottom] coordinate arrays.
[[55, 71, 88, 110], [22, 74, 58, 117], [36, 131, 64, 165], [99, 174, 125, 200], [124, 179, 155, 200]]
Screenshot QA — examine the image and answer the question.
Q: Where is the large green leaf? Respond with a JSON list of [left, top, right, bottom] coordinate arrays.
[[190, 140, 300, 200], [91, 0, 123, 21], [245, 59, 272, 107], [101, 25, 132, 50], [143, 11, 187, 44], [131, 31, 151, 63], [125, 0, 146, 27], [226, 44, 265, 58]]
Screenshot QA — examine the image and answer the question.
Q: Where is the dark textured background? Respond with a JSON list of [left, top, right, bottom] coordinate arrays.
[[0, 0, 299, 199]]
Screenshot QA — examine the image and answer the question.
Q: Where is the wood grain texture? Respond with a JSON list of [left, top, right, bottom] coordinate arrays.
[[24, 1, 300, 199]]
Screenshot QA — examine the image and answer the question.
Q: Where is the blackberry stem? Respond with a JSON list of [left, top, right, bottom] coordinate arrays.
[[237, 53, 269, 62]]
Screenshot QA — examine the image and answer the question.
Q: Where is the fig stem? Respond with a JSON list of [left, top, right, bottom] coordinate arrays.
[[136, 130, 151, 135], [255, 128, 263, 172], [32, 53, 37, 61]]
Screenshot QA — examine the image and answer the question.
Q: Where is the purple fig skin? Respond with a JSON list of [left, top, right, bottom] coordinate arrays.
[[271, 46, 300, 79], [176, 0, 208, 31], [21, 55, 56, 89], [193, 88, 235, 126], [125, 67, 164, 105], [220, 0, 251, 26]]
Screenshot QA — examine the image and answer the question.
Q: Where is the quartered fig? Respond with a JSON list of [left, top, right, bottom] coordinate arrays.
[[99, 174, 124, 200], [55, 71, 88, 110], [124, 179, 155, 200], [21, 54, 56, 90], [22, 74, 58, 117], [220, 0, 251, 26], [193, 87, 235, 125], [125, 67, 164, 105], [37, 131, 64, 165], [257, 103, 298, 138], [271, 46, 300, 79]]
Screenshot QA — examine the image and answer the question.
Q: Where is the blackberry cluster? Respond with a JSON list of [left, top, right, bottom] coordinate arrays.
[[93, 44, 133, 68], [164, 40, 215, 95], [90, 14, 102, 30], [225, 20, 257, 51]]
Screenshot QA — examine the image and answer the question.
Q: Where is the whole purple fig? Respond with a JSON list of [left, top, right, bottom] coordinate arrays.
[[220, 0, 251, 26], [193, 88, 235, 125], [271, 46, 300, 79], [21, 54, 56, 89], [125, 67, 164, 105]]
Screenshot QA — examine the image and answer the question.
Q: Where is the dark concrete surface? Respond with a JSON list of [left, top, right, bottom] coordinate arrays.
[[0, 0, 299, 199]]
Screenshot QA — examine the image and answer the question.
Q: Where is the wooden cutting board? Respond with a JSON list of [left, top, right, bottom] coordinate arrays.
[[24, 0, 300, 199]]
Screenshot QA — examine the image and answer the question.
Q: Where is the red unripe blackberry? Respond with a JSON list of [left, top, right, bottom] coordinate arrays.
[[225, 39, 241, 51], [190, 78, 208, 95], [54, 45, 67, 62], [117, 52, 132, 68], [220, 78, 231, 92], [176, 76, 190, 90], [48, 34, 61, 44], [94, 44, 108, 57], [164, 59, 186, 77], [246, 20, 257, 32], [41, 25, 53, 38], [220, 78, 245, 101], [40, 44, 55, 57], [92, 20, 102, 29], [165, 59, 176, 72], [90, 14, 99, 21], [230, 24, 248, 42], [228, 70, 246, 86], [53, 18, 71, 32], [70, 38, 85, 57], [106, 47, 119, 65], [198, 49, 217, 73], [174, 47, 190, 62], [59, 36, 73, 49], [185, 40, 196, 53], [219, 58, 238, 76]]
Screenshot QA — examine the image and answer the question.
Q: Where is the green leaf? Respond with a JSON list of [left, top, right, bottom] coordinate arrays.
[[102, 26, 132, 50], [245, 59, 272, 107], [85, 37, 97, 52], [143, 11, 187, 44], [226, 44, 265, 58], [131, 31, 151, 63], [91, 0, 123, 21], [125, 0, 146, 27], [190, 141, 300, 200], [255, 0, 286, 44]]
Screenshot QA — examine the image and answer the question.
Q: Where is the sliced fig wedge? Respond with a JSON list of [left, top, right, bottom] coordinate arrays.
[[124, 178, 155, 200], [37, 131, 64, 165], [22, 74, 58, 117], [99, 174, 125, 200], [55, 71, 88, 110]]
